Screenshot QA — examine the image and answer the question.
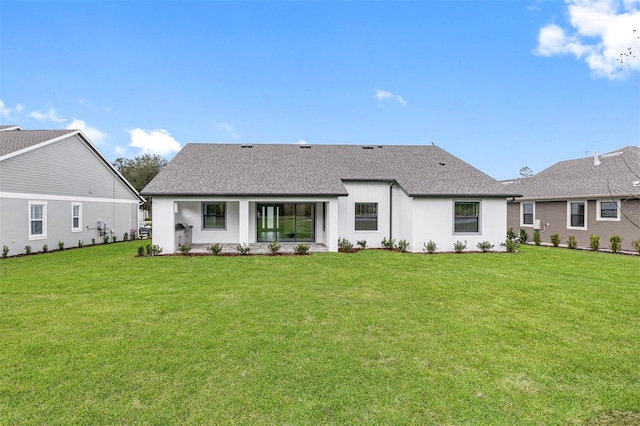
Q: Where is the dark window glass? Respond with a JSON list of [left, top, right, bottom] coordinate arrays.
[[600, 201, 617, 218], [203, 203, 226, 228], [570, 202, 585, 227], [522, 203, 533, 225], [355, 203, 378, 231], [454, 202, 479, 233]]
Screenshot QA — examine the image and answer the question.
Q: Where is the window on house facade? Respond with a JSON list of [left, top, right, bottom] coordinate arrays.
[[522, 203, 534, 225], [598, 201, 618, 220], [355, 203, 378, 231], [569, 201, 586, 228], [203, 202, 226, 229], [29, 202, 47, 239], [454, 201, 480, 233], [72, 203, 82, 232]]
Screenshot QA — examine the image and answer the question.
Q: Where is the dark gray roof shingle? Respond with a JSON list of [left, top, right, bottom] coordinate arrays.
[[0, 129, 77, 157], [142, 143, 516, 197], [504, 146, 640, 199]]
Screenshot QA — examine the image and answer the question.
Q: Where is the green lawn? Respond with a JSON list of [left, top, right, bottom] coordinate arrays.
[[1, 243, 639, 425]]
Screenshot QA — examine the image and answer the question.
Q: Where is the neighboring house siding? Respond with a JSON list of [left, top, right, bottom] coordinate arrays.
[[0, 196, 137, 255], [507, 199, 640, 250], [0, 135, 134, 200]]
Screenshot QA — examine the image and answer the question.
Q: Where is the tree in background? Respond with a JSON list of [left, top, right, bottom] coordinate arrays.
[[519, 166, 533, 178], [113, 154, 167, 217], [617, 29, 639, 87]]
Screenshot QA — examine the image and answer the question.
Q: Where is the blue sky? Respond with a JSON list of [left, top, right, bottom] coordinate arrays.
[[1, 0, 638, 180]]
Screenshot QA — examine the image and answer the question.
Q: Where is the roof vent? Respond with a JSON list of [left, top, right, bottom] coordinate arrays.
[[300, 145, 311, 149], [241, 144, 253, 148], [593, 151, 601, 166], [362, 146, 374, 150], [634, 181, 640, 187]]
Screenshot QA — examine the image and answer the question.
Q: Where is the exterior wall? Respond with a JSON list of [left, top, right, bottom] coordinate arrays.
[[411, 197, 507, 252], [0, 135, 134, 200], [393, 186, 413, 246], [508, 199, 640, 250], [338, 182, 392, 248], [0, 195, 137, 256], [176, 200, 241, 244]]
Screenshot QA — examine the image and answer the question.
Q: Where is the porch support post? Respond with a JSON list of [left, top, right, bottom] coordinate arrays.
[[152, 197, 176, 253], [238, 199, 250, 245], [327, 198, 339, 252]]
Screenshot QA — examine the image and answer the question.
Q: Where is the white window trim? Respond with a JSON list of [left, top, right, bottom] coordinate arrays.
[[453, 200, 482, 234], [566, 200, 588, 230], [520, 202, 535, 227], [28, 201, 48, 240], [71, 202, 83, 232], [596, 199, 620, 222]]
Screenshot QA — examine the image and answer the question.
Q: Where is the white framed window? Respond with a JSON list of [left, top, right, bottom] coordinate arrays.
[[521, 202, 534, 226], [28, 201, 47, 240], [355, 202, 378, 231], [567, 201, 587, 230], [71, 203, 83, 232], [597, 200, 620, 221], [454, 200, 481, 233]]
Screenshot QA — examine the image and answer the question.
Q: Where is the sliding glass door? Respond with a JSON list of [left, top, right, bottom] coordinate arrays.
[[257, 203, 315, 242]]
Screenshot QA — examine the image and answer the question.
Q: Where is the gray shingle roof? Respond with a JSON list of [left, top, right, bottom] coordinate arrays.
[[504, 146, 640, 200], [142, 143, 517, 197], [0, 129, 77, 157], [0, 125, 21, 131]]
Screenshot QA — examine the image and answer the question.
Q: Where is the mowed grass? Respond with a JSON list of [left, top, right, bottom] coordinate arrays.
[[1, 243, 639, 425]]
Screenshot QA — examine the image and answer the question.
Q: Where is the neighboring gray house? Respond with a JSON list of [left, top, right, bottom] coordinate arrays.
[[0, 126, 143, 256], [504, 146, 640, 250], [142, 143, 519, 253]]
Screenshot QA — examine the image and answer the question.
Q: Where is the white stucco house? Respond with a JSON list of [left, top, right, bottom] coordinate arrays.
[[141, 143, 519, 253], [0, 125, 143, 256]]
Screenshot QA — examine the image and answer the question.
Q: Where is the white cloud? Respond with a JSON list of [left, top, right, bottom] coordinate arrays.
[[296, 139, 308, 144], [0, 100, 26, 120], [375, 89, 407, 106], [214, 121, 240, 140], [29, 107, 66, 123], [128, 128, 181, 157], [66, 119, 107, 145], [535, 0, 640, 79], [15, 104, 24, 113]]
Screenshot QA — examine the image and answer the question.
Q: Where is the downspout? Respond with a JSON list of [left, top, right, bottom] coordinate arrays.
[[389, 181, 395, 240]]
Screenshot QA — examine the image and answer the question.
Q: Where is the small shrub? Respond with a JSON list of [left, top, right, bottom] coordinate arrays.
[[550, 233, 561, 247], [25, 245, 31, 255], [477, 241, 494, 253], [91, 238, 96, 245], [519, 229, 529, 244], [145, 244, 152, 255], [609, 235, 623, 253], [533, 230, 541, 246], [567, 235, 577, 249], [423, 240, 437, 254], [632, 239, 640, 254], [293, 243, 310, 255], [506, 227, 516, 240], [267, 241, 281, 255], [42, 244, 49, 253], [123, 232, 129, 242], [130, 230, 137, 240], [103, 236, 110, 244], [78, 240, 84, 248], [137, 245, 145, 257], [150, 245, 162, 256], [178, 244, 192, 255], [397, 239, 410, 253], [112, 235, 118, 243], [356, 240, 367, 249], [381, 237, 396, 250], [2, 245, 9, 258], [501, 238, 520, 253], [237, 243, 251, 255], [207, 243, 223, 255], [58, 241, 64, 251], [453, 240, 467, 253], [590, 234, 600, 251], [338, 238, 353, 253]]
